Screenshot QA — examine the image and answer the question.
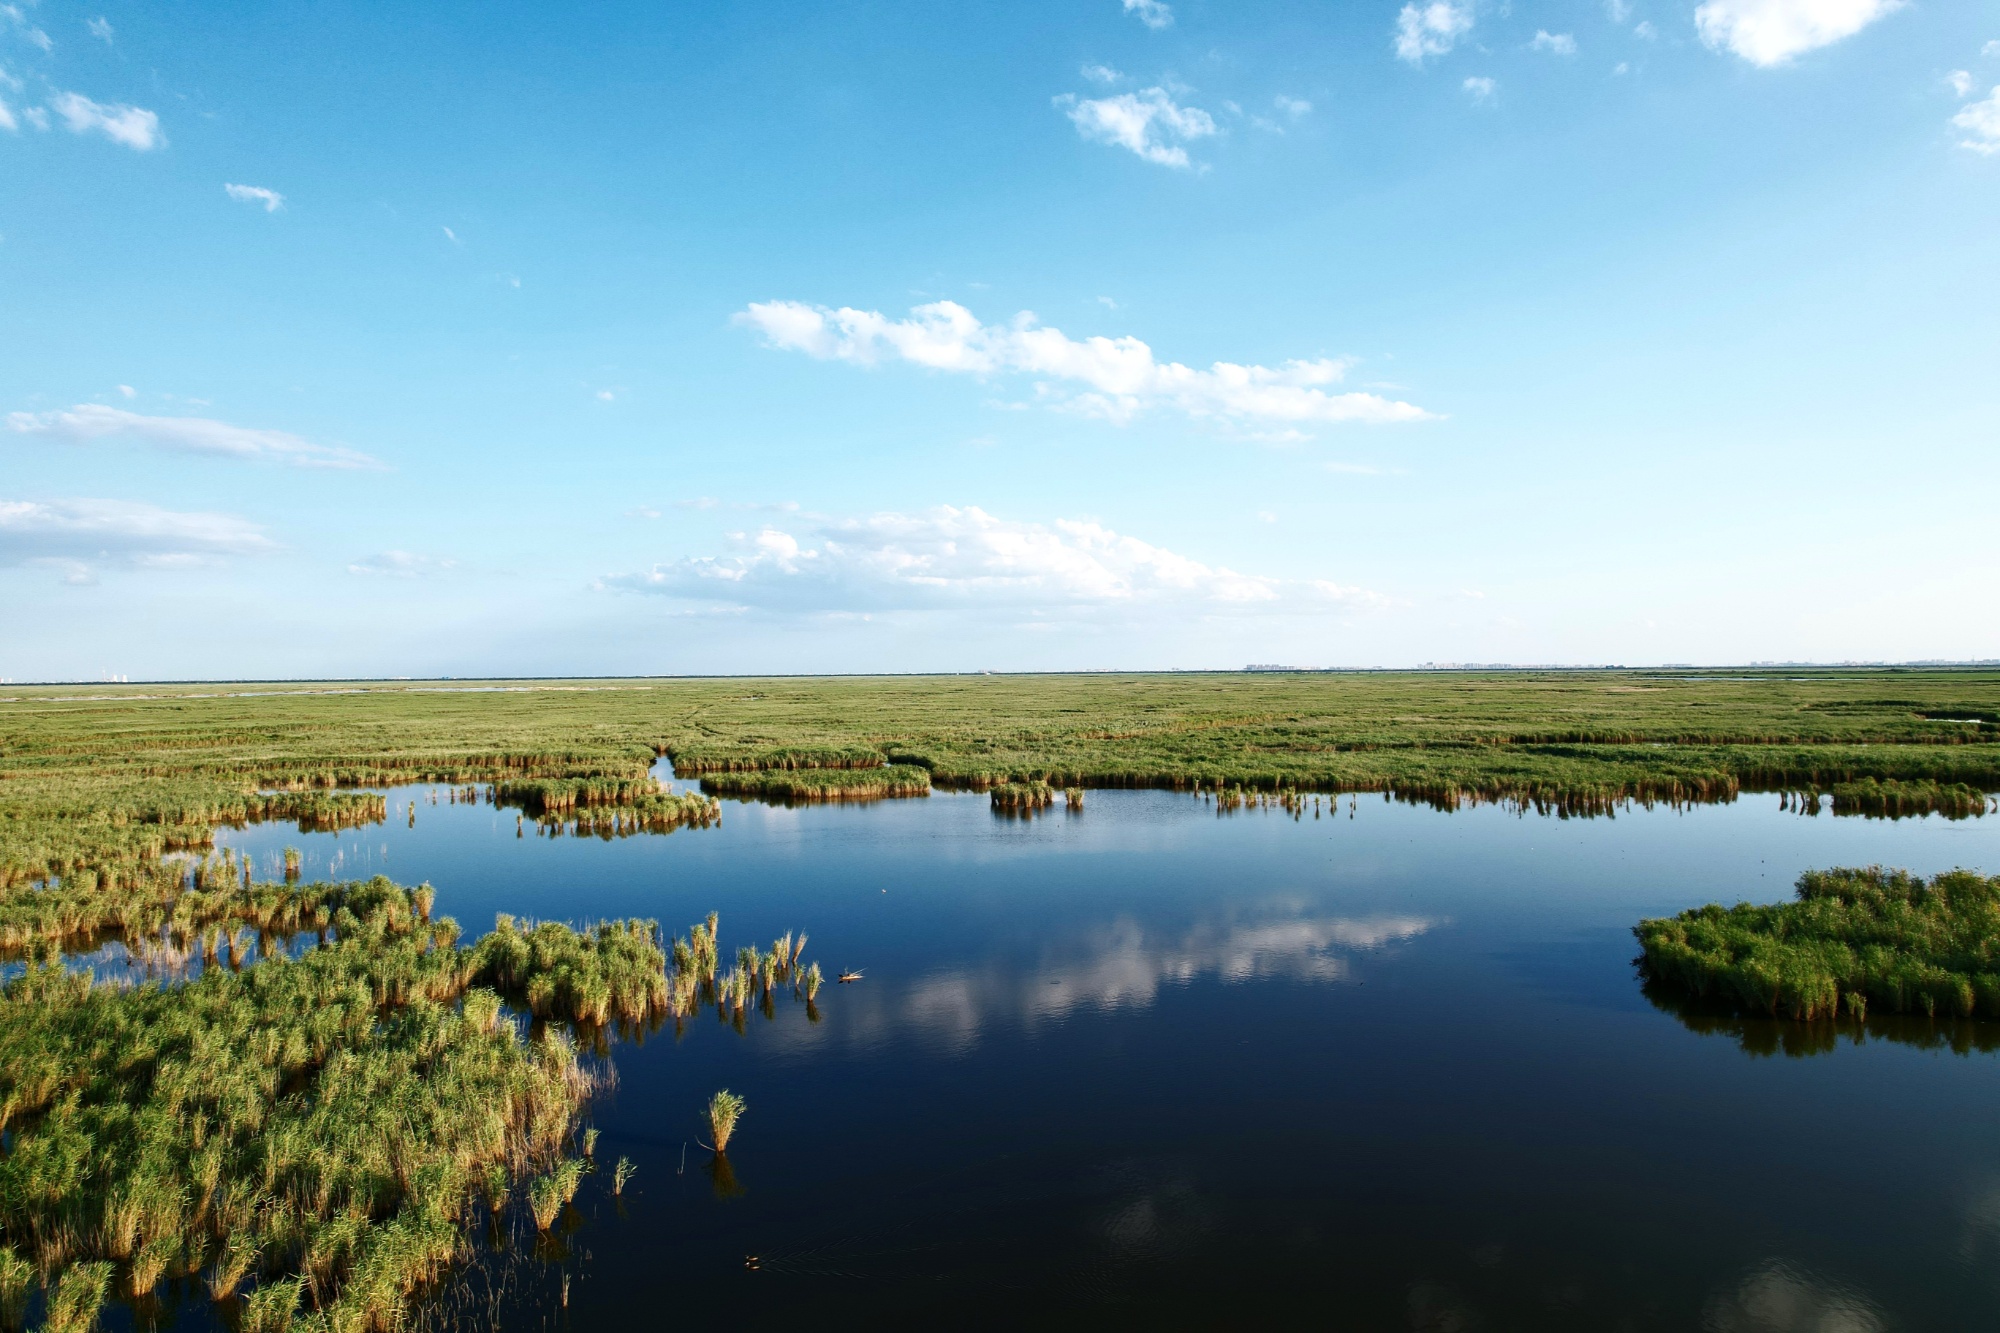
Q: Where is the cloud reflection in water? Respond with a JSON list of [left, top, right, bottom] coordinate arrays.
[[790, 909, 1436, 1056]]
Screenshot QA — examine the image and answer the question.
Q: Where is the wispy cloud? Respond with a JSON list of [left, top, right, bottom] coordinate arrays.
[[737, 299, 1432, 427], [1947, 70, 1974, 98], [1081, 63, 1123, 85], [1955, 86, 2000, 154], [50, 91, 161, 149], [1396, 2, 1474, 64], [347, 550, 457, 578], [85, 16, 111, 42], [604, 505, 1388, 614], [1056, 86, 1216, 169], [1273, 94, 1312, 118], [1122, 0, 1173, 31], [1531, 30, 1578, 55], [1, 4, 51, 52], [224, 183, 284, 212], [0, 497, 275, 579], [1462, 75, 1498, 102], [7, 404, 383, 469], [1694, 0, 1904, 67]]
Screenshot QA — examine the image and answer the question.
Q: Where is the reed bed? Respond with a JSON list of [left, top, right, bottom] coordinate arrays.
[[1828, 778, 1992, 820], [989, 781, 1054, 814], [699, 764, 931, 803], [0, 874, 803, 1328], [1636, 866, 2000, 1022]]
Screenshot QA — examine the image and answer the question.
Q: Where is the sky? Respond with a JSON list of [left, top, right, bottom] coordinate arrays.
[[2, 0, 1997, 680]]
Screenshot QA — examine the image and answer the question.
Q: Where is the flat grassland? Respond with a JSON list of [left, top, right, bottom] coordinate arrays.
[[4, 667, 1997, 888]]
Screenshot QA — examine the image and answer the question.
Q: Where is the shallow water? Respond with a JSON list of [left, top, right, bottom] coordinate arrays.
[[161, 772, 2000, 1328]]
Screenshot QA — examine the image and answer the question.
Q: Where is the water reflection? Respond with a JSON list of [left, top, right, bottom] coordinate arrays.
[[815, 909, 1435, 1055], [1642, 980, 2000, 1058], [1702, 1262, 1886, 1333]]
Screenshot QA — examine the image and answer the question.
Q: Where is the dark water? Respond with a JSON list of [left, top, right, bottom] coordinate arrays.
[[192, 769, 2000, 1331]]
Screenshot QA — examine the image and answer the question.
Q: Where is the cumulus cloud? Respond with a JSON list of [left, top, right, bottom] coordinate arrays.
[[0, 498, 274, 576], [1463, 75, 1498, 101], [49, 91, 160, 149], [736, 299, 1432, 427], [1532, 30, 1578, 54], [1947, 70, 1974, 98], [604, 505, 1387, 614], [224, 183, 283, 212], [1955, 86, 2000, 154], [1056, 86, 1216, 168], [1396, 3, 1475, 64], [1081, 63, 1123, 85], [1122, 0, 1173, 30], [347, 551, 457, 578], [7, 404, 383, 469], [1694, 0, 1904, 67]]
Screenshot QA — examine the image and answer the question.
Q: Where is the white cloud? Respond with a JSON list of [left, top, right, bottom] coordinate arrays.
[[7, 404, 383, 469], [0, 96, 13, 132], [736, 299, 1434, 427], [49, 91, 161, 149], [1693, 0, 1904, 67], [1635, 19, 1658, 38], [0, 498, 274, 574], [224, 183, 284, 212], [1056, 87, 1216, 169], [1948, 70, 1974, 97], [1081, 63, 1123, 85], [85, 16, 111, 41], [1955, 86, 2000, 154], [347, 550, 456, 578], [1532, 30, 1578, 55], [115, 385, 135, 398], [441, 225, 459, 244], [1, 4, 51, 51], [605, 505, 1387, 614], [1122, 0, 1173, 30], [1274, 94, 1312, 117], [1396, 3, 1475, 64], [1986, 40, 2000, 59], [1463, 75, 1498, 101], [1607, 0, 1633, 20]]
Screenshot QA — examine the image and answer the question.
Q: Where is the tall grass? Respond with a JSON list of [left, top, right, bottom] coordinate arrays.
[[1637, 866, 2000, 1021], [0, 877, 776, 1327], [699, 764, 931, 802], [705, 1090, 746, 1153]]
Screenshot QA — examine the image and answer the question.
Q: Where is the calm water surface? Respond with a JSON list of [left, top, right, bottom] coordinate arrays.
[[188, 770, 2000, 1330]]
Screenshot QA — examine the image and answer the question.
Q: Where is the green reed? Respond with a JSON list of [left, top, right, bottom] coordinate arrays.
[[1637, 866, 2000, 1022]]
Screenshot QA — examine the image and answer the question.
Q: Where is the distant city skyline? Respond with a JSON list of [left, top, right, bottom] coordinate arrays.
[[4, 0, 1996, 679]]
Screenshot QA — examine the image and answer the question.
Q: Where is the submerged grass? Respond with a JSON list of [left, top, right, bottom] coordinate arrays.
[[1636, 866, 2000, 1022]]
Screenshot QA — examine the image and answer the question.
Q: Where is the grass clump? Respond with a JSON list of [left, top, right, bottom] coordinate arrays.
[[705, 1090, 746, 1153], [471, 915, 668, 1025], [699, 764, 930, 802], [1829, 778, 1992, 820], [1636, 866, 2000, 1021], [990, 781, 1054, 814]]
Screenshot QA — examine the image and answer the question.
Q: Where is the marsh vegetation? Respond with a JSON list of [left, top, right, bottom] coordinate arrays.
[[1636, 866, 2000, 1022]]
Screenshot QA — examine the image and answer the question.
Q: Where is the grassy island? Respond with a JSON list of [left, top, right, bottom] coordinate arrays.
[[1636, 866, 2000, 1022], [697, 762, 931, 802]]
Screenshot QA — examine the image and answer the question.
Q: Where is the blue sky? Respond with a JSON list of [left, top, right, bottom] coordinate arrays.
[[2, 0, 1996, 679]]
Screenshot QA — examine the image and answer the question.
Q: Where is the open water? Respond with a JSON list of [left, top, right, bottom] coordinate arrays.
[[179, 764, 2000, 1330]]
